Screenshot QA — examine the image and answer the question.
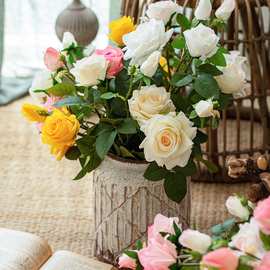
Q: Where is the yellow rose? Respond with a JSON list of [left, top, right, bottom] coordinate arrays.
[[159, 56, 169, 73], [41, 109, 80, 160], [109, 16, 136, 46], [21, 103, 48, 122]]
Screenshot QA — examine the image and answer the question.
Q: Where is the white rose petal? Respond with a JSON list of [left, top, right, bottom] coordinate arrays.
[[215, 0, 236, 21], [215, 50, 248, 94], [62, 32, 77, 49], [140, 51, 161, 77], [195, 0, 212, 20], [229, 218, 266, 259], [70, 54, 108, 86], [183, 24, 219, 59], [146, 1, 181, 24], [123, 19, 173, 65], [194, 100, 215, 118], [139, 112, 197, 169], [29, 70, 53, 103], [226, 195, 250, 221], [128, 85, 175, 125], [179, 229, 212, 254]]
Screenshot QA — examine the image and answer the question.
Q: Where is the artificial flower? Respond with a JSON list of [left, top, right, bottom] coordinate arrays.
[[109, 16, 136, 46], [226, 195, 251, 221], [44, 47, 64, 71], [139, 112, 197, 170], [95, 46, 124, 78], [146, 1, 181, 24], [118, 254, 137, 269], [194, 0, 212, 21], [229, 218, 265, 259], [183, 23, 219, 59], [215, 51, 248, 95], [21, 103, 48, 123], [62, 31, 77, 49], [201, 248, 238, 270], [179, 229, 212, 254], [140, 51, 161, 77], [159, 56, 169, 73], [128, 85, 175, 126], [256, 253, 270, 270], [194, 99, 219, 118], [254, 197, 270, 235], [215, 0, 236, 21], [70, 54, 108, 86], [43, 96, 62, 112], [29, 70, 53, 103], [41, 109, 80, 160], [123, 19, 173, 65]]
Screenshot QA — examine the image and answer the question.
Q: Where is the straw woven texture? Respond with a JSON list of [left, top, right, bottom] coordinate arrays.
[[0, 97, 251, 257]]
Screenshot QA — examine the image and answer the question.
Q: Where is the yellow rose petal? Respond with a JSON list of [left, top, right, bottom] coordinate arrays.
[[21, 103, 48, 123]]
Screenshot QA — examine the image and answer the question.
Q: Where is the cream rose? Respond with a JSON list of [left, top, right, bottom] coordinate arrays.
[[123, 19, 173, 65], [183, 23, 219, 59], [146, 1, 181, 24], [140, 112, 197, 169], [226, 195, 251, 221], [140, 51, 161, 77], [128, 85, 175, 125], [194, 99, 219, 118], [194, 0, 212, 21], [215, 0, 236, 21], [179, 229, 212, 254], [70, 54, 108, 86], [215, 51, 248, 94], [62, 31, 77, 49], [29, 70, 53, 103]]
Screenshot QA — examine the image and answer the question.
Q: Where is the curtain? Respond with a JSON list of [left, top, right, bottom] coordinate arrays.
[[0, 0, 110, 105]]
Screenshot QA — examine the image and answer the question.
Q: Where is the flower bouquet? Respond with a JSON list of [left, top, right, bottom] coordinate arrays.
[[119, 194, 270, 270]]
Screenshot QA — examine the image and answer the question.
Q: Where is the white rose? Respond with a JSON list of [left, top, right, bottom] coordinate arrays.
[[146, 1, 181, 24], [140, 112, 197, 169], [226, 195, 251, 221], [29, 70, 53, 103], [179, 229, 212, 254], [215, 51, 248, 94], [140, 51, 161, 77], [194, 99, 220, 118], [70, 54, 108, 86], [194, 0, 212, 21], [62, 31, 77, 49], [123, 19, 173, 65], [128, 85, 175, 125], [229, 218, 265, 259], [215, 0, 236, 21], [183, 23, 219, 59]]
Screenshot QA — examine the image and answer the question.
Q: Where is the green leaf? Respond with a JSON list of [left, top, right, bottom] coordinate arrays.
[[260, 231, 270, 251], [175, 159, 197, 176], [237, 256, 256, 270], [135, 240, 143, 250], [144, 162, 168, 181], [195, 155, 219, 173], [117, 118, 138, 134], [119, 146, 135, 158], [194, 130, 208, 144], [54, 96, 87, 107], [77, 136, 95, 155], [208, 49, 227, 67], [124, 250, 138, 259], [189, 110, 197, 119], [47, 83, 75, 96], [193, 73, 220, 99], [164, 172, 187, 203], [210, 239, 228, 250], [172, 35, 185, 49], [100, 92, 117, 100], [172, 74, 193, 88], [65, 146, 81, 160], [96, 129, 117, 159], [171, 92, 189, 111], [211, 218, 236, 236], [197, 63, 223, 76], [173, 221, 182, 237], [176, 14, 191, 30]]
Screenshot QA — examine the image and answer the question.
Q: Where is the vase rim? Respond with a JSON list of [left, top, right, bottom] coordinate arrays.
[[107, 153, 148, 165]]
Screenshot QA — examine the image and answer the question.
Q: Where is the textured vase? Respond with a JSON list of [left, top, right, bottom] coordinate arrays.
[[55, 0, 99, 46], [92, 155, 191, 263]]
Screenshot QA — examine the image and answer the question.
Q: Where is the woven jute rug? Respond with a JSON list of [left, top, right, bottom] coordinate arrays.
[[0, 96, 252, 257]]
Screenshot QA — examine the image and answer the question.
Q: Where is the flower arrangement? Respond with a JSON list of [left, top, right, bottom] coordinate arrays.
[[22, 0, 248, 202], [118, 194, 270, 270]]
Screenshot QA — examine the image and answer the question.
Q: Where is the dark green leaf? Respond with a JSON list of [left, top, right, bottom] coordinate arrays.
[[175, 159, 197, 176], [47, 83, 75, 96], [208, 49, 227, 67], [65, 146, 81, 160], [176, 14, 191, 30], [54, 96, 87, 107], [197, 63, 223, 76], [194, 130, 208, 144], [124, 250, 138, 259], [173, 74, 193, 88], [100, 92, 117, 100], [77, 136, 95, 155], [171, 91, 189, 111], [144, 162, 168, 181], [237, 256, 256, 270], [193, 73, 220, 99], [96, 129, 117, 159], [135, 240, 143, 250], [164, 172, 187, 203], [119, 146, 135, 158], [172, 35, 185, 49], [260, 231, 270, 251], [117, 118, 138, 134]]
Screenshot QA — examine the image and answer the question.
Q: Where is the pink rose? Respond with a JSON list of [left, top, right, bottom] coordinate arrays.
[[148, 214, 180, 239], [44, 47, 64, 71], [254, 197, 270, 235], [256, 253, 270, 270], [138, 236, 177, 270], [95, 46, 123, 78], [201, 248, 238, 270], [118, 254, 136, 269]]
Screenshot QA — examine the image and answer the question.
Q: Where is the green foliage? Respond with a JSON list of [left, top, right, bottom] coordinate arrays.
[[144, 162, 168, 181], [96, 129, 117, 159], [47, 83, 75, 96], [260, 231, 270, 251], [172, 35, 185, 49], [208, 48, 227, 67], [54, 96, 87, 107], [176, 14, 191, 30]]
